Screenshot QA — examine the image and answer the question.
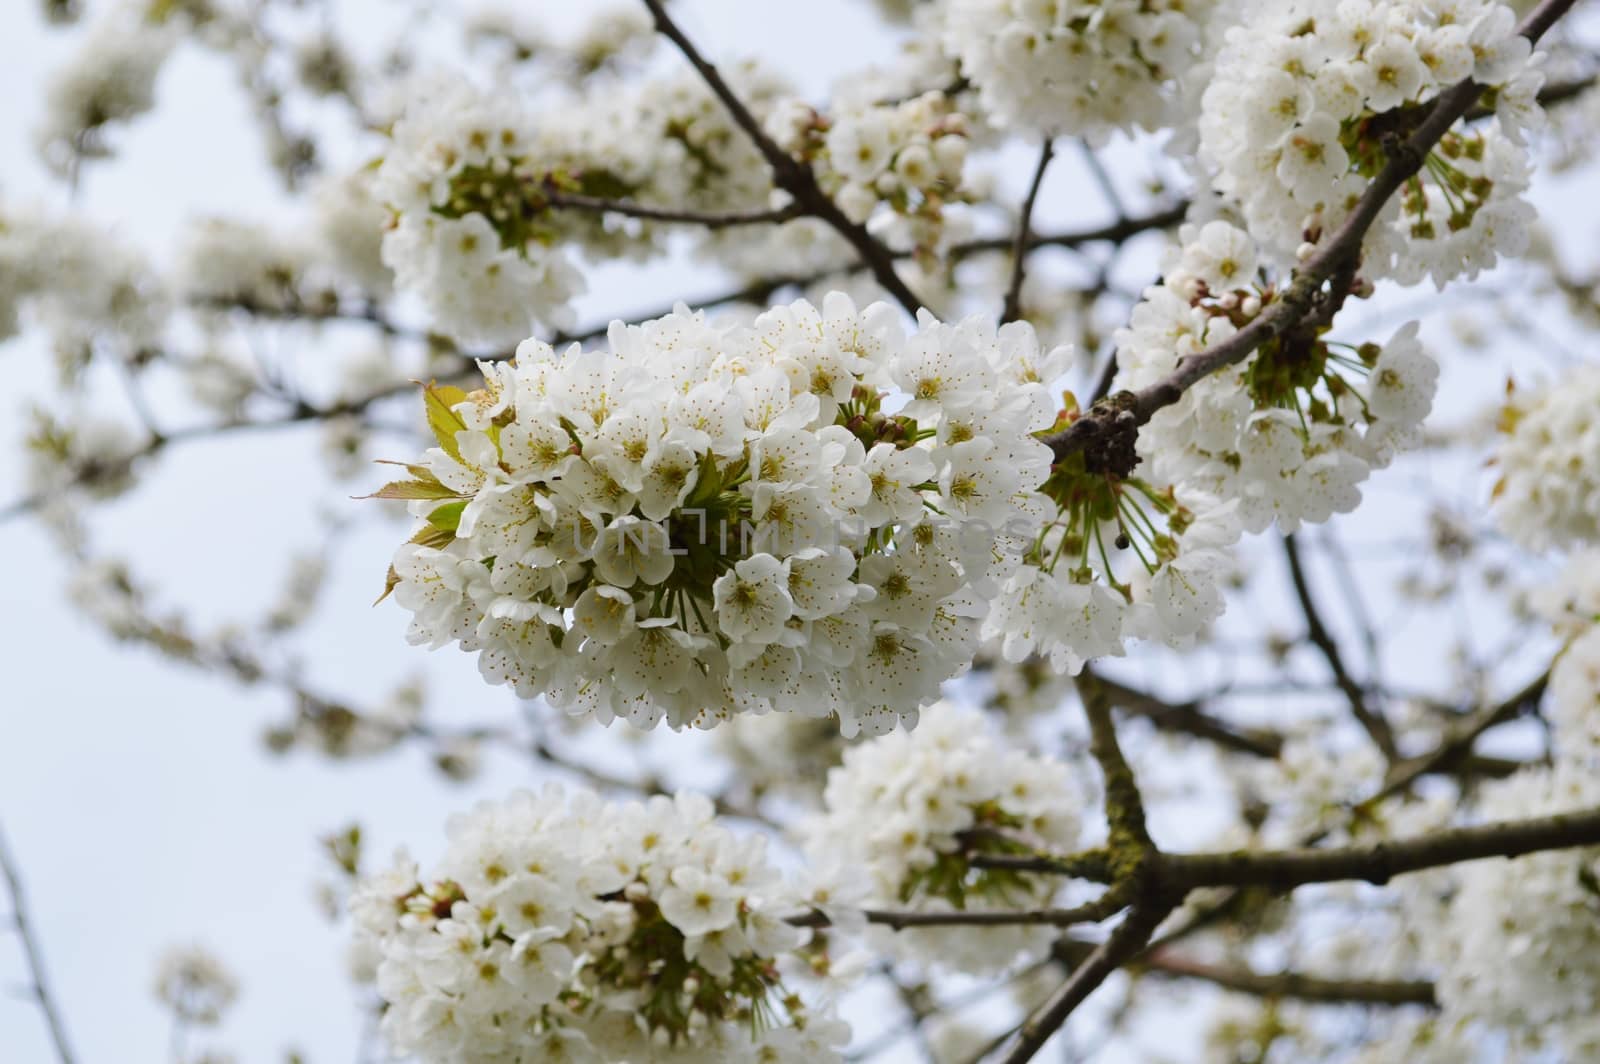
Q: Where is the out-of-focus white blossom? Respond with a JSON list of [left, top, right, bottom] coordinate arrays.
[[1493, 364, 1600, 551], [943, 0, 1215, 140]]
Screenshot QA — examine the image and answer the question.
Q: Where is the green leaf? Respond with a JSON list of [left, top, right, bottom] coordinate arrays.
[[374, 566, 402, 606], [427, 500, 467, 532], [361, 478, 461, 501], [409, 524, 456, 550], [422, 382, 470, 462]]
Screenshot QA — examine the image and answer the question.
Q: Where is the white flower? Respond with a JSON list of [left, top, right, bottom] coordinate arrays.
[[1493, 363, 1600, 551], [943, 0, 1214, 139], [35, 5, 176, 176], [1176, 220, 1259, 293], [1198, 0, 1542, 286], [658, 867, 739, 937], [153, 946, 238, 1027], [713, 553, 795, 645], [800, 701, 1083, 973], [862, 444, 936, 526], [1436, 765, 1600, 1032], [353, 785, 838, 1062], [380, 298, 1068, 735]]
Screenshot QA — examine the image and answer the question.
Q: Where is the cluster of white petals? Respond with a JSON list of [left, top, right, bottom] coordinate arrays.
[[1433, 765, 1600, 1055], [770, 87, 974, 254], [942, 0, 1214, 139], [153, 944, 240, 1027], [1198, 0, 1543, 285], [0, 208, 168, 367], [1120, 221, 1439, 534], [375, 78, 587, 346], [383, 296, 1060, 736], [35, 2, 177, 175], [1492, 363, 1600, 551], [799, 701, 1082, 973], [350, 784, 846, 1063], [375, 64, 792, 346]]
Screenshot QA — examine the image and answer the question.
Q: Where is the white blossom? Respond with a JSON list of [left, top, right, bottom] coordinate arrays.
[[1493, 363, 1600, 551], [799, 701, 1083, 973], [350, 784, 843, 1062]]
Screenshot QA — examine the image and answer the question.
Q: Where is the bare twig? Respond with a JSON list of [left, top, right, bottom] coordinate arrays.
[[639, 0, 923, 313], [1283, 533, 1397, 757], [1138, 950, 1438, 1007], [789, 892, 1127, 931], [1370, 667, 1551, 803], [0, 825, 77, 1064], [1161, 803, 1600, 890], [1001, 138, 1056, 324], [996, 902, 1173, 1063], [542, 191, 804, 230], [1076, 139, 1128, 221]]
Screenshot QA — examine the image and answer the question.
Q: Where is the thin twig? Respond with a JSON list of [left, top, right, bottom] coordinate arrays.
[[543, 190, 804, 229], [1001, 138, 1056, 324], [1138, 950, 1437, 1007], [0, 825, 77, 1064], [996, 902, 1173, 1063], [1076, 139, 1128, 221], [639, 0, 923, 314], [789, 893, 1126, 931], [1283, 533, 1397, 757], [1371, 667, 1551, 803]]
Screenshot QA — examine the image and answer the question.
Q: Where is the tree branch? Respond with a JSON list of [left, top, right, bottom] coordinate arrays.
[[1092, 673, 1285, 760], [1283, 533, 1398, 757], [1372, 666, 1550, 803], [789, 892, 1127, 931], [1138, 949, 1437, 1007], [996, 902, 1173, 1063], [1001, 138, 1056, 324], [542, 190, 804, 229], [1038, 0, 1583, 465], [0, 825, 77, 1064], [1162, 803, 1600, 890], [1078, 671, 1154, 850], [639, 0, 924, 314]]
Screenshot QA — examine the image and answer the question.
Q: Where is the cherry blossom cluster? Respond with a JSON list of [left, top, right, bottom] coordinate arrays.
[[374, 63, 793, 347], [35, 1, 178, 176], [374, 78, 588, 347], [153, 944, 240, 1028], [983, 471, 1240, 675], [349, 784, 846, 1063], [381, 296, 1058, 736], [770, 88, 974, 256], [172, 167, 395, 320], [0, 207, 168, 373], [1198, 0, 1543, 286], [1119, 221, 1440, 534], [1492, 363, 1600, 552], [798, 701, 1082, 973], [1431, 764, 1600, 1058], [941, 0, 1215, 139], [1533, 551, 1600, 767]]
